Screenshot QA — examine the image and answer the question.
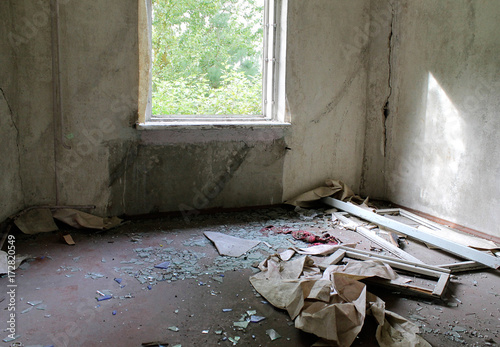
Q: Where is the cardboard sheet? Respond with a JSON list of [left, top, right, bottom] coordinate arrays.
[[250, 253, 430, 346], [285, 179, 360, 208], [14, 208, 58, 234], [0, 251, 31, 274], [52, 209, 122, 230], [204, 231, 261, 257]]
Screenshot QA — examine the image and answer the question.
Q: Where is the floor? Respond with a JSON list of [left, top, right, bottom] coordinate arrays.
[[1, 206, 499, 347]]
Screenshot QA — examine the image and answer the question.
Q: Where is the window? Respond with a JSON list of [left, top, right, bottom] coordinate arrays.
[[138, 0, 288, 127]]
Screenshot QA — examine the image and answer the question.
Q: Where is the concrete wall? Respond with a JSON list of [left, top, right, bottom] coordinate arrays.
[[384, 0, 500, 237], [360, 0, 393, 199], [1, 0, 372, 219], [282, 0, 370, 200], [5, 0, 498, 237], [0, 2, 30, 221]]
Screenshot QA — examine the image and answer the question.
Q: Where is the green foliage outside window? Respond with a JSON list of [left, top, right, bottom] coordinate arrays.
[[151, 0, 264, 115]]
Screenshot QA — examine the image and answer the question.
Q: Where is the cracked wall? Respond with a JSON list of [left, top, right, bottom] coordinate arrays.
[[385, 0, 500, 237], [283, 0, 371, 200], [0, 0, 57, 218], [360, 0, 394, 199], [1, 0, 373, 218]]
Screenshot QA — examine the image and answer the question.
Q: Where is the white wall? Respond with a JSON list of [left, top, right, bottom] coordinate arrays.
[[384, 0, 500, 237]]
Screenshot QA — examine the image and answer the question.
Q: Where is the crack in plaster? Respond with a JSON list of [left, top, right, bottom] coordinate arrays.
[[1, 87, 26, 205], [382, 6, 395, 157]]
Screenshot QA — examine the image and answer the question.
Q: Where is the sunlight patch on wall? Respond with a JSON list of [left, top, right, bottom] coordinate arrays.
[[421, 72, 465, 210]]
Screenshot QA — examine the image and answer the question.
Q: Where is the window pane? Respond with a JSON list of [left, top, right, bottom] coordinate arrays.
[[151, 0, 264, 116]]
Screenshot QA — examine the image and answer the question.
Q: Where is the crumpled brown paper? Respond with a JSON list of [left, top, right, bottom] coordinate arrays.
[[249, 251, 430, 347], [285, 179, 364, 208], [52, 209, 122, 230]]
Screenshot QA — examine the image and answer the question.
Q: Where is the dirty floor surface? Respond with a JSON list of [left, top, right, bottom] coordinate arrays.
[[1, 206, 499, 346]]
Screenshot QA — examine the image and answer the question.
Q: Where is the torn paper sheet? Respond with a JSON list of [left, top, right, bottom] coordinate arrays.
[[204, 231, 261, 257], [0, 251, 31, 274], [250, 254, 430, 347], [14, 208, 58, 234], [322, 260, 398, 281], [376, 310, 431, 347], [52, 209, 122, 230], [285, 179, 362, 208]]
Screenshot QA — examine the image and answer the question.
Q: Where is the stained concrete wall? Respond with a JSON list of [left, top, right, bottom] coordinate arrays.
[[282, 0, 370, 200], [0, 2, 28, 221], [7, 0, 497, 238], [1, 0, 372, 219], [384, 1, 500, 237]]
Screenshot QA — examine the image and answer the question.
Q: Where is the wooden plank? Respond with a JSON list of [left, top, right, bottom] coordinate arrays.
[[356, 226, 425, 264], [338, 246, 450, 274], [330, 247, 450, 298], [432, 273, 450, 296], [438, 261, 489, 273], [323, 198, 500, 270], [342, 249, 446, 279], [318, 250, 345, 270], [334, 212, 425, 264], [363, 278, 443, 299]]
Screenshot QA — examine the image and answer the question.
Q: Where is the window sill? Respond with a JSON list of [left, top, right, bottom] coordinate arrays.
[[137, 119, 291, 130]]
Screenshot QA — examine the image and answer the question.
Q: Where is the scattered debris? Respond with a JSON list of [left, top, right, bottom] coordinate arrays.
[[266, 329, 281, 341], [2, 334, 20, 343], [142, 342, 169, 347], [27, 300, 43, 306], [250, 315, 266, 323], [154, 261, 170, 269], [85, 272, 105, 279], [21, 307, 33, 314], [251, 251, 431, 346], [228, 336, 240, 345], [0, 251, 31, 274], [204, 231, 261, 257], [233, 321, 249, 329], [168, 326, 179, 332], [96, 295, 112, 302], [291, 230, 340, 245], [62, 233, 76, 245]]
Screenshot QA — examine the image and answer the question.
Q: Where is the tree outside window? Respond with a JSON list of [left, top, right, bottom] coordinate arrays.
[[151, 0, 264, 116]]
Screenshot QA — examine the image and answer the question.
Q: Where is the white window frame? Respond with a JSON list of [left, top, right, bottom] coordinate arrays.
[[137, 0, 288, 128]]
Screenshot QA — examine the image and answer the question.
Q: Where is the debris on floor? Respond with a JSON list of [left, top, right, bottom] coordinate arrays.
[[250, 248, 431, 346], [11, 207, 122, 235], [2, 202, 498, 346], [0, 251, 31, 274], [204, 231, 261, 257]]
